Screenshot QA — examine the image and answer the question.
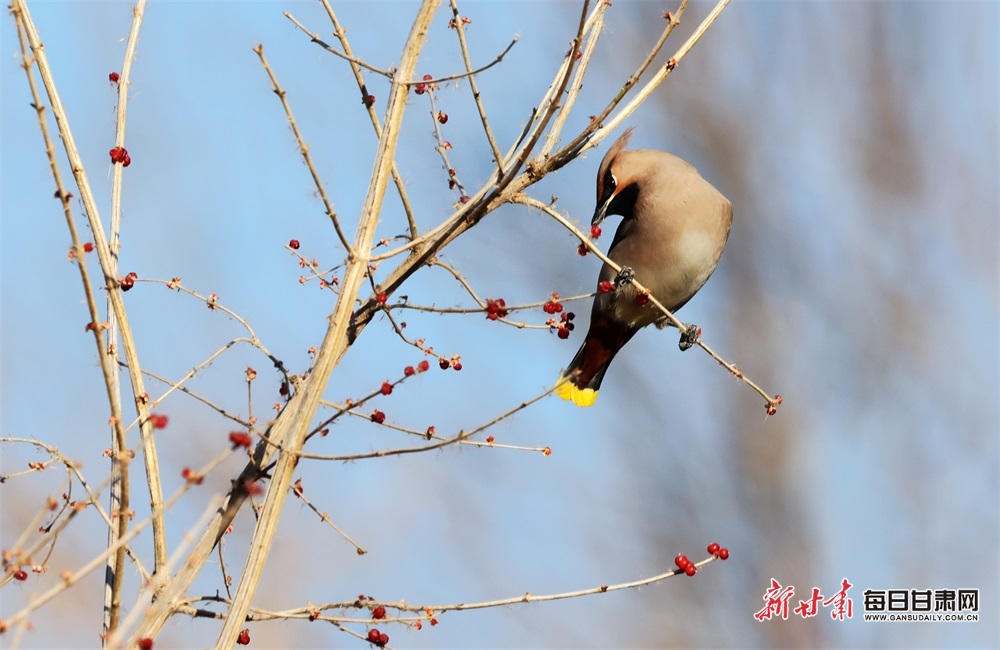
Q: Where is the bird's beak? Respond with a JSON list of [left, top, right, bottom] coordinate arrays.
[[592, 192, 614, 227]]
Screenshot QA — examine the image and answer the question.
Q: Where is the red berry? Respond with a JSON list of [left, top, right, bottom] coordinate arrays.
[[684, 564, 697, 576], [137, 639, 153, 650], [122, 154, 131, 167], [598, 280, 614, 292], [372, 605, 386, 619], [439, 359, 449, 370], [459, 195, 470, 204], [423, 74, 433, 81], [674, 554, 690, 569], [109, 71, 120, 83], [380, 381, 392, 395], [718, 548, 730, 560], [13, 569, 28, 581], [367, 629, 381, 643], [557, 327, 570, 339], [452, 362, 462, 371], [376, 292, 388, 304], [591, 225, 602, 239], [149, 414, 169, 429], [577, 243, 588, 256], [553, 302, 564, 313], [635, 292, 650, 305], [430, 618, 438, 626], [109, 147, 124, 163], [289, 239, 300, 250], [371, 410, 385, 424], [229, 432, 252, 448], [83, 242, 94, 253], [438, 112, 448, 124], [707, 542, 721, 555], [414, 84, 427, 95], [378, 633, 388, 646], [236, 629, 250, 645], [417, 360, 430, 372], [404, 366, 415, 377]]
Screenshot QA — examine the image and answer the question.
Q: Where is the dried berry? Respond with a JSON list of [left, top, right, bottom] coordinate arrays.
[[229, 432, 252, 448]]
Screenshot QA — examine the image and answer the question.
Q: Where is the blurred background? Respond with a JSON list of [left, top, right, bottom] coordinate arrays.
[[2, 1, 996, 648]]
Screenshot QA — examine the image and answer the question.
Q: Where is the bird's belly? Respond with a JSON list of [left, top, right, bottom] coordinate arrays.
[[608, 230, 722, 327]]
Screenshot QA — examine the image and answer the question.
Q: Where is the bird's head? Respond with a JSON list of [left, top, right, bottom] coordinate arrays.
[[593, 127, 637, 226]]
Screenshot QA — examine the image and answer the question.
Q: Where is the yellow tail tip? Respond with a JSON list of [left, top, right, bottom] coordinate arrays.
[[554, 380, 598, 407]]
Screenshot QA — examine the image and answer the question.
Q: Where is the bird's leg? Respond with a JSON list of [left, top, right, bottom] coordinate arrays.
[[614, 266, 635, 289], [678, 323, 701, 351]]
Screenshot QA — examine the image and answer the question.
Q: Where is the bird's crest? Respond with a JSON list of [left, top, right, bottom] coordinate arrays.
[[596, 127, 636, 202]]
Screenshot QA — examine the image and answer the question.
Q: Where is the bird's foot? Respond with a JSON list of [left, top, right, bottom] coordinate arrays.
[[614, 266, 635, 289], [678, 323, 701, 351]]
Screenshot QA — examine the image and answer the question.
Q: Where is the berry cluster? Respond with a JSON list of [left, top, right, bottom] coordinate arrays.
[[119, 271, 138, 291], [674, 542, 730, 577], [366, 628, 389, 647], [707, 542, 730, 560], [414, 73, 435, 95], [553, 312, 575, 339], [108, 146, 131, 167], [439, 356, 462, 371], [543, 292, 563, 314], [404, 359, 431, 376], [485, 298, 508, 320], [674, 553, 698, 576], [148, 414, 169, 429], [180, 467, 204, 485]]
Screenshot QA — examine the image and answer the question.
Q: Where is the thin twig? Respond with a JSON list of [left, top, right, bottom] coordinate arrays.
[[447, 0, 505, 177], [254, 45, 353, 254], [551, 0, 688, 163], [308, 4, 422, 240], [281, 12, 393, 78], [297, 383, 559, 462], [180, 554, 720, 622], [290, 484, 367, 555]]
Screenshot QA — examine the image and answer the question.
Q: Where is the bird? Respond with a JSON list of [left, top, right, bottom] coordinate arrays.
[[555, 127, 733, 407]]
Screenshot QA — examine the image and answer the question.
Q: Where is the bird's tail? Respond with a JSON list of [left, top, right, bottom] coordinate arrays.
[[554, 320, 634, 407]]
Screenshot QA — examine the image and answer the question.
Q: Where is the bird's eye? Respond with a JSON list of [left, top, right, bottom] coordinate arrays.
[[605, 170, 617, 191]]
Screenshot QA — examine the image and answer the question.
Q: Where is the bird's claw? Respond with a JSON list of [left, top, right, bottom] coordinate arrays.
[[614, 266, 635, 289], [678, 323, 701, 351]]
